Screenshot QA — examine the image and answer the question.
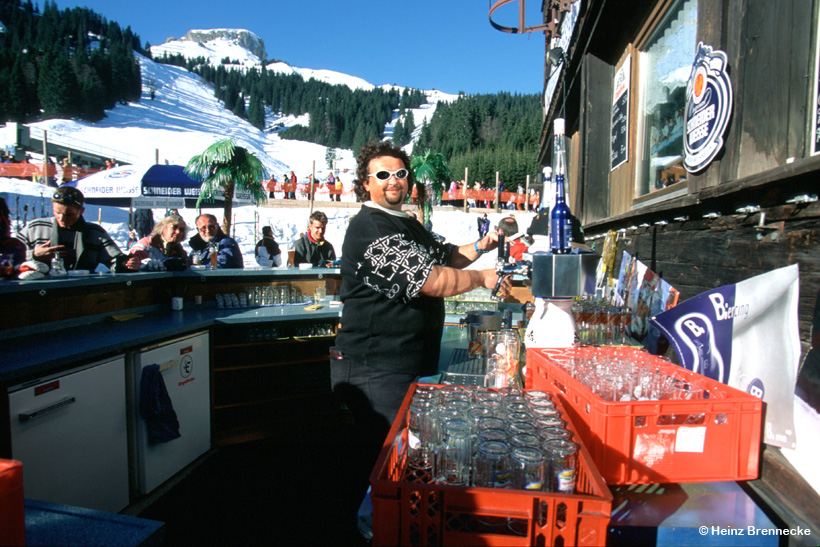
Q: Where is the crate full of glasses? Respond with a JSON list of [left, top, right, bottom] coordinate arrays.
[[369, 383, 612, 547], [525, 346, 763, 484]]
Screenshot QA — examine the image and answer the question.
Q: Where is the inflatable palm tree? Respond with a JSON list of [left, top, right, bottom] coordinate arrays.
[[410, 149, 451, 227], [185, 139, 268, 234]]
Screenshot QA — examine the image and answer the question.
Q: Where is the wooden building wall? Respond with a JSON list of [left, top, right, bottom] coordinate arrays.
[[555, 0, 820, 350], [541, 0, 820, 532]]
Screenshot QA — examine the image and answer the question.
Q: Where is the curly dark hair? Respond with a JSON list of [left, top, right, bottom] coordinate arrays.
[[353, 138, 414, 202]]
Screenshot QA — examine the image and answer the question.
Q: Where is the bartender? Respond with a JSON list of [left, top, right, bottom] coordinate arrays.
[[330, 139, 511, 487]]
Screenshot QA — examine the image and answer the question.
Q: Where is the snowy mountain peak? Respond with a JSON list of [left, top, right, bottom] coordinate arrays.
[[180, 29, 267, 60]]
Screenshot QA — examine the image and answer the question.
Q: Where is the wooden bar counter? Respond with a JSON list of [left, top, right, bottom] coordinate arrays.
[[0, 267, 344, 455]]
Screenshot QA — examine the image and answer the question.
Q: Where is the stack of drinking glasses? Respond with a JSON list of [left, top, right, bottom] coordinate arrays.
[[405, 384, 578, 494], [571, 297, 631, 346], [234, 285, 311, 308], [546, 346, 716, 404]]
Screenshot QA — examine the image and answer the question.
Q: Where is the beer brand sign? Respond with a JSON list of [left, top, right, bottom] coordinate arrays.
[[683, 42, 733, 173]]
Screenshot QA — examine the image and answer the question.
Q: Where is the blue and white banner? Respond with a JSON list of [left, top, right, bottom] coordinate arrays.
[[650, 265, 800, 448]]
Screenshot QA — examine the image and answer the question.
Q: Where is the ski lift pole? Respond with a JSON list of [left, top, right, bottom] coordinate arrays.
[[310, 160, 315, 214], [495, 171, 501, 213], [463, 167, 468, 213], [525, 174, 531, 211]]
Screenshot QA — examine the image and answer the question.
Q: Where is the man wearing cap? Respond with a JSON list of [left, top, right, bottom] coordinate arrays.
[[18, 186, 139, 272]]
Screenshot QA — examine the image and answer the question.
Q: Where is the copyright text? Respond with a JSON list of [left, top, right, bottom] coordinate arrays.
[[699, 526, 811, 537]]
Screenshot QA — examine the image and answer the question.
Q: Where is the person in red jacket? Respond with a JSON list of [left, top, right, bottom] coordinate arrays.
[[498, 216, 529, 261]]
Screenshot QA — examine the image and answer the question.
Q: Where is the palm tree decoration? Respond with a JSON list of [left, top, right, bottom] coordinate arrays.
[[185, 139, 268, 234], [410, 149, 451, 226]]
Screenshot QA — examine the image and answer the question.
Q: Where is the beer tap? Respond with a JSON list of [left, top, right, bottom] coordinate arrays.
[[491, 232, 530, 301]]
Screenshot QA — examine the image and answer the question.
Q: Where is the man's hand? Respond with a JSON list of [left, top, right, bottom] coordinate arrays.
[[483, 269, 512, 297], [479, 231, 501, 253], [32, 240, 66, 262], [124, 256, 141, 271]]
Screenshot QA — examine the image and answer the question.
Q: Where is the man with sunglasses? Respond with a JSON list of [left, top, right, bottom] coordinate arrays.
[[19, 186, 139, 273], [330, 140, 512, 495], [188, 213, 244, 269]]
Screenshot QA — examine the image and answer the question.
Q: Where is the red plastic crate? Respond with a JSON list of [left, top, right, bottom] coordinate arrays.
[[369, 383, 613, 547], [526, 347, 764, 485], [0, 459, 25, 547]]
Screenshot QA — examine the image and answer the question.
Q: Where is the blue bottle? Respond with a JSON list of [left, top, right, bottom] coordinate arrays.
[[550, 118, 572, 254]]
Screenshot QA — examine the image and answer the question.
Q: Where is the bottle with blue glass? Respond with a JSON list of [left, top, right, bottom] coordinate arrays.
[[550, 118, 572, 254]]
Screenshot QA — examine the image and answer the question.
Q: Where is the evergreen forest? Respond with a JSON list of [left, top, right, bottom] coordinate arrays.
[[0, 0, 542, 191], [413, 93, 542, 191], [159, 50, 542, 190], [155, 51, 426, 154], [0, 0, 144, 123]]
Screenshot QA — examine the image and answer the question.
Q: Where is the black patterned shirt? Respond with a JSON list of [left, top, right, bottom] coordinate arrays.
[[336, 203, 456, 375]]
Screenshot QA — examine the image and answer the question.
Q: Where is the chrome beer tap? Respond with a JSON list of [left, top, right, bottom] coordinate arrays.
[[492, 232, 531, 301]]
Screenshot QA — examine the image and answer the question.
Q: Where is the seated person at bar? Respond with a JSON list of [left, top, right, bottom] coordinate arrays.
[[0, 197, 26, 278], [188, 213, 244, 269], [498, 216, 529, 261], [292, 211, 336, 267], [255, 226, 282, 267], [18, 186, 139, 273], [128, 214, 189, 271]]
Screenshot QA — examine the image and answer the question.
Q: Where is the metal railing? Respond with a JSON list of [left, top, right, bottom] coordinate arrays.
[[28, 127, 140, 165]]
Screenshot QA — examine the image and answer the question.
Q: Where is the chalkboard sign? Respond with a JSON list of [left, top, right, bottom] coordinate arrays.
[[814, 57, 820, 155], [610, 90, 629, 170]]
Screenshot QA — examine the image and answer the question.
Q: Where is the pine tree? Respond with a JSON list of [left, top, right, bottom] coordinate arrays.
[[404, 109, 415, 141], [248, 92, 265, 130], [38, 51, 79, 119], [392, 117, 405, 147], [233, 95, 246, 118]]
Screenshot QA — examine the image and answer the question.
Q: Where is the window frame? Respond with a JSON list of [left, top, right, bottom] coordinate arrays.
[[633, 0, 698, 202]]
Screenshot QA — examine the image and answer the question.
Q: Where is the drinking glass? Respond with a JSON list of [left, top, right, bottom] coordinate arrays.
[[511, 446, 545, 491], [474, 440, 511, 488], [435, 419, 471, 486], [544, 439, 577, 493], [407, 401, 437, 470]]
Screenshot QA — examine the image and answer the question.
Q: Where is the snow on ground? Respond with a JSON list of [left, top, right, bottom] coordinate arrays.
[[1, 33, 499, 269], [1, 175, 532, 270]]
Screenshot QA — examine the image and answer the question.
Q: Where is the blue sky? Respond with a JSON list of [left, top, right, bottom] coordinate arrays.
[[54, 0, 547, 96]]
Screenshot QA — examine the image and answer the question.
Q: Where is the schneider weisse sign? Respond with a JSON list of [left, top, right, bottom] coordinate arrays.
[[683, 42, 733, 173]]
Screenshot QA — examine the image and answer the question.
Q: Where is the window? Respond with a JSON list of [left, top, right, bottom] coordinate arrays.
[[637, 0, 698, 197]]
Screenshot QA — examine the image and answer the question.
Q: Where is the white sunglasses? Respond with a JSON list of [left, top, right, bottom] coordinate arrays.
[[367, 168, 409, 181]]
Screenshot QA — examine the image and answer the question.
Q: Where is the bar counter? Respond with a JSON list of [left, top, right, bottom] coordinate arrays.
[[1, 267, 342, 385]]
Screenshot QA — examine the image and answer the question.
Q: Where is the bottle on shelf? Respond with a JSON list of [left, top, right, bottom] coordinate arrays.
[[550, 118, 572, 255]]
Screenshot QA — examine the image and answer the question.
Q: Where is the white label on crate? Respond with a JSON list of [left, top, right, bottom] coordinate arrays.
[[675, 426, 707, 453]]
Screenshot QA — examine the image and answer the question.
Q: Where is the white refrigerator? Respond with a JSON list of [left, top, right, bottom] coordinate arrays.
[[7, 356, 130, 512], [129, 331, 211, 495]]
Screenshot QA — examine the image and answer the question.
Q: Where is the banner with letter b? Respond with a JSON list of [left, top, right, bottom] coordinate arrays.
[[650, 264, 800, 448]]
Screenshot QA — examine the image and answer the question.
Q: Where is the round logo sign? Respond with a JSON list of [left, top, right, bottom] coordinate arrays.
[[683, 43, 733, 173]]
